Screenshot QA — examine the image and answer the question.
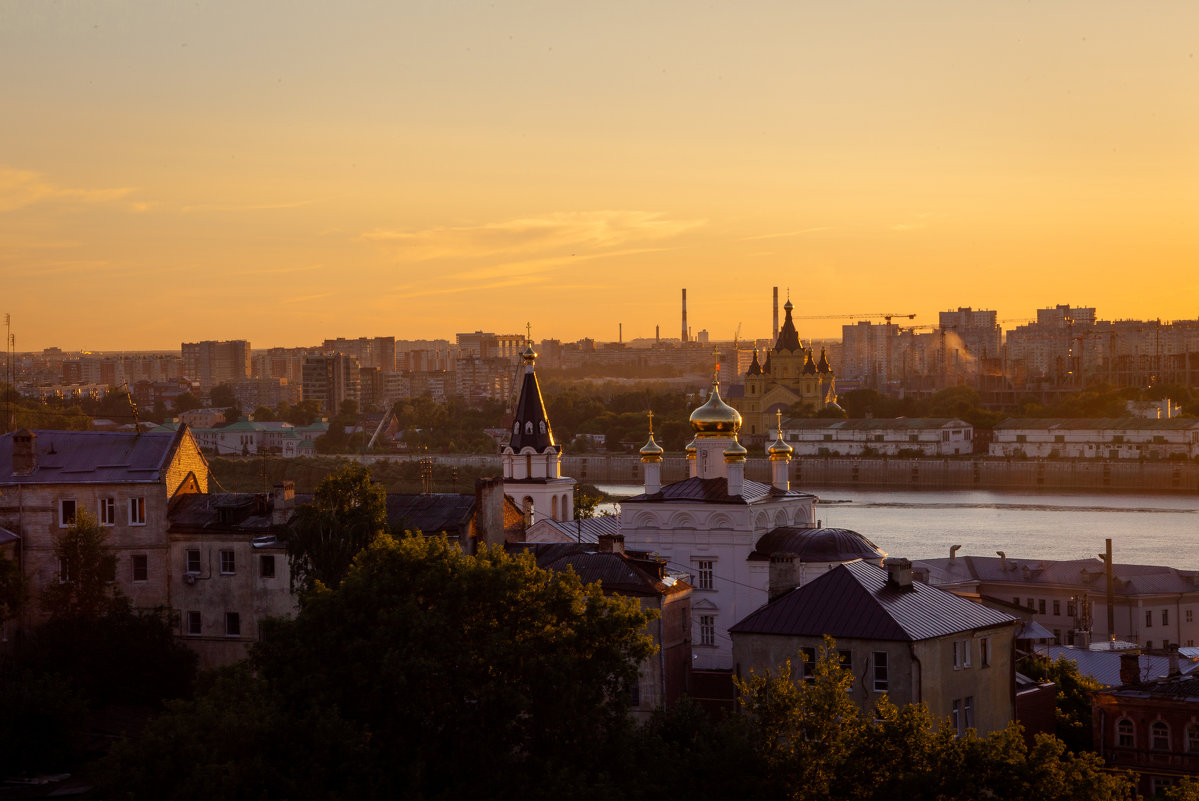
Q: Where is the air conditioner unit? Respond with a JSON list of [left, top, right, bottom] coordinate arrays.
[[183, 573, 197, 585]]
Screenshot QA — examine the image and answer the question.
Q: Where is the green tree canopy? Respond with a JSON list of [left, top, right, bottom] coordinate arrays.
[[40, 510, 127, 621], [1018, 653, 1103, 752], [286, 462, 388, 593]]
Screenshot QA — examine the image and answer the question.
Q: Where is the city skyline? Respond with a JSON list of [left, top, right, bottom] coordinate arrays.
[[4, 1, 1198, 351]]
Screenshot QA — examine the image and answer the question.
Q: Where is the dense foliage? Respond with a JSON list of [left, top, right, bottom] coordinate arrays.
[[1018, 653, 1104, 752], [104, 533, 656, 800]]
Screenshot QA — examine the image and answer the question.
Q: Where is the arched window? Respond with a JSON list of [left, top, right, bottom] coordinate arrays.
[[522, 497, 535, 526], [1117, 719, 1135, 748], [513, 422, 520, 435], [551, 495, 559, 520], [539, 421, 546, 434], [1187, 724, 1199, 753], [525, 422, 533, 434], [1152, 721, 1170, 751]]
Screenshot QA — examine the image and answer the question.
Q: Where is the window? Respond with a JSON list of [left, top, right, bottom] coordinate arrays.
[[260, 554, 276, 579], [872, 651, 888, 692], [954, 639, 971, 670], [838, 650, 853, 673], [225, 612, 241, 637], [1187, 609, 1194, 623], [963, 696, 974, 730], [1146, 610, 1153, 628], [1053, 599, 1061, 616], [1012, 596, 1020, 607], [220, 550, 235, 575], [1187, 724, 1199, 753], [1162, 609, 1169, 626], [99, 497, 117, 526], [979, 637, 991, 667], [131, 554, 148, 582], [129, 496, 146, 525], [1027, 598, 1035, 611], [952, 699, 962, 733], [1038, 599, 1046, 614], [186, 611, 202, 636], [1152, 721, 1170, 751], [1146, 640, 1153, 650], [1067, 599, 1077, 617], [1054, 435, 1065, 443], [185, 549, 201, 574], [800, 647, 816, 682], [59, 499, 77, 527], [1117, 719, 1135, 748], [698, 615, 715, 647], [58, 558, 71, 584], [695, 560, 714, 591], [1053, 628, 1062, 643]]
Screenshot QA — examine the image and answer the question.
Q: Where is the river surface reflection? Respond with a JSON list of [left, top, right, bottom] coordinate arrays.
[[593, 485, 1199, 570]]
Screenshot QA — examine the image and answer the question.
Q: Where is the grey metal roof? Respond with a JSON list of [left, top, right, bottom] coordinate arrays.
[[730, 560, 1016, 642], [750, 527, 886, 563], [386, 493, 476, 536], [623, 475, 815, 505], [993, 417, 1199, 431], [519, 542, 689, 597], [527, 515, 621, 544], [169, 493, 280, 533], [781, 417, 970, 431], [1042, 645, 1199, 687], [1, 429, 186, 485], [916, 555, 1199, 597]]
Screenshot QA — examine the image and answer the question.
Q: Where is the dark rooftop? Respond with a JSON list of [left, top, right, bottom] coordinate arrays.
[[750, 527, 886, 563], [1, 429, 189, 485], [623, 475, 814, 505], [730, 560, 1015, 642]]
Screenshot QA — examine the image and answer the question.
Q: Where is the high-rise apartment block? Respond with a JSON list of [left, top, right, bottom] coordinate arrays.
[[181, 340, 251, 391], [321, 337, 397, 372], [302, 353, 361, 413]]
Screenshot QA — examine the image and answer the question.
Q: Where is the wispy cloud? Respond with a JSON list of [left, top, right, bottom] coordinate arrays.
[[181, 198, 332, 213], [361, 210, 704, 262], [0, 167, 135, 212], [740, 227, 831, 241]]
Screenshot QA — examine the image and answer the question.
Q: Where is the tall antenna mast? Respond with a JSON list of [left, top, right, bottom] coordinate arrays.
[[4, 313, 11, 434]]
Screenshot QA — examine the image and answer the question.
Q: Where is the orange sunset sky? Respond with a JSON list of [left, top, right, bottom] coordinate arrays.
[[2, 1, 1197, 351]]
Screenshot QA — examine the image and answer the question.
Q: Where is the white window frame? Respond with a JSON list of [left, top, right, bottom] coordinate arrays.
[[260, 554, 276, 579], [219, 549, 235, 575], [695, 559, 715, 591], [131, 554, 148, 583], [129, 496, 146, 526], [225, 611, 241, 638], [698, 614, 715, 647], [954, 639, 971, 669], [185, 610, 202, 636], [1117, 718, 1135, 748], [1152, 721, 1170, 751], [978, 636, 991, 667], [99, 497, 117, 526], [872, 651, 888, 692], [963, 696, 974, 730], [1187, 724, 1199, 753], [185, 548, 201, 574], [59, 499, 77, 527]]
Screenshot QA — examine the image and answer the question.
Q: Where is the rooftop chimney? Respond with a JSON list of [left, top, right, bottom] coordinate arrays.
[[996, 550, 1008, 571], [769, 552, 801, 602], [597, 533, 625, 555], [12, 430, 36, 475], [271, 481, 295, 526], [474, 476, 507, 550], [1119, 652, 1141, 686], [950, 544, 961, 562], [1169, 647, 1181, 677], [884, 557, 915, 590]]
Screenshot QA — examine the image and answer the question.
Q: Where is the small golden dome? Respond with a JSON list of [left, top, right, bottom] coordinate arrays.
[[640, 435, 664, 461], [684, 436, 698, 458], [723, 440, 748, 462], [521, 343, 538, 365], [769, 434, 793, 458], [689, 382, 742, 437]]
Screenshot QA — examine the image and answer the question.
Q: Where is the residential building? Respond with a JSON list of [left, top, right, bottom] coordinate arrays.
[[915, 553, 1199, 650], [1092, 668, 1199, 796], [0, 427, 209, 631], [989, 418, 1199, 460], [521, 534, 693, 718], [181, 340, 251, 391], [781, 418, 974, 456], [321, 336, 397, 372], [730, 558, 1018, 735], [302, 353, 361, 413]]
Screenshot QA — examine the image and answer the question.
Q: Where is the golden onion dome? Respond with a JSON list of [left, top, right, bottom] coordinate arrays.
[[639, 434, 665, 461], [521, 343, 537, 365], [769, 433, 793, 458], [689, 382, 742, 437], [723, 440, 748, 462], [684, 436, 698, 457]]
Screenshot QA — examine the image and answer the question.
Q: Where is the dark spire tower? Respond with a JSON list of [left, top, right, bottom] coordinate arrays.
[[773, 286, 779, 341], [681, 288, 688, 343]]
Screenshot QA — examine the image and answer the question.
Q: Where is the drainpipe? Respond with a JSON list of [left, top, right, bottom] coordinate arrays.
[[909, 643, 922, 705]]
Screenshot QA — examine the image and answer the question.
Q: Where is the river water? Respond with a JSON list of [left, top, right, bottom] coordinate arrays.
[[593, 485, 1199, 571]]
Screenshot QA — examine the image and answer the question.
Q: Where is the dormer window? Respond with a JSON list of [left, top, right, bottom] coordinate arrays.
[[525, 422, 533, 435], [539, 421, 546, 434]]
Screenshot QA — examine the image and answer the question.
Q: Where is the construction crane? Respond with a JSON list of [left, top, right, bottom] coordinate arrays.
[[792, 312, 917, 325]]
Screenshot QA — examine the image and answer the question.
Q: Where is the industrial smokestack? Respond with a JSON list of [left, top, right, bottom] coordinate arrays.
[[681, 288, 688, 343], [773, 286, 779, 340]]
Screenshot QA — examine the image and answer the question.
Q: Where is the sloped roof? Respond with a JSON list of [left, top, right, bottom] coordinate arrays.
[[520, 542, 689, 598], [526, 515, 620, 544], [623, 475, 815, 505], [916, 555, 1199, 597], [730, 560, 1015, 642], [386, 493, 476, 535], [782, 417, 970, 431], [0, 526, 19, 546], [1044, 645, 1199, 687], [169, 492, 281, 533], [750, 527, 886, 563], [773, 301, 802, 353], [1, 428, 187, 486], [993, 418, 1199, 431], [507, 362, 555, 452]]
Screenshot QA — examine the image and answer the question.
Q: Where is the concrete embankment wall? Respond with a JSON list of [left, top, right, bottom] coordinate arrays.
[[358, 453, 1199, 494]]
